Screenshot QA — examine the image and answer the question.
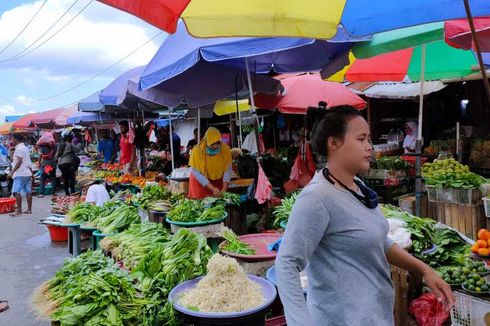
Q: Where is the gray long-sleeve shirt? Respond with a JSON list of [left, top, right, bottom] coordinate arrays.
[[276, 171, 395, 326]]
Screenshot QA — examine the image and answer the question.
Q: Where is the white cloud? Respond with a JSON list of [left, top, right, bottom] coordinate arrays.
[[15, 95, 35, 105], [0, 0, 163, 77], [0, 105, 17, 114]]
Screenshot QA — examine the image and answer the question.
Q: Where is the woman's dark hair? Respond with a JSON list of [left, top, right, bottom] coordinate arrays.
[[119, 120, 129, 129], [13, 134, 24, 142], [309, 105, 362, 157]]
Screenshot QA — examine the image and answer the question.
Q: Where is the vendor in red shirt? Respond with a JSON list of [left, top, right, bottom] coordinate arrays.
[[118, 120, 136, 173]]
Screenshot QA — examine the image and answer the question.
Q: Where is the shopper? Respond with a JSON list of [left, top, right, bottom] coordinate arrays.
[[403, 121, 418, 153], [38, 142, 57, 198], [79, 179, 110, 207], [275, 106, 453, 326], [186, 128, 199, 153], [55, 130, 80, 196], [118, 120, 135, 173], [188, 127, 232, 199], [97, 130, 115, 163], [8, 134, 33, 216]]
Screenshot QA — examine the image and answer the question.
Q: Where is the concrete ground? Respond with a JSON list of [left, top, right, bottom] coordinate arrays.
[[0, 195, 69, 326]]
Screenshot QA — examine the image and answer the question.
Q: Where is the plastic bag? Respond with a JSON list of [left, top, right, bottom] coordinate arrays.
[[408, 293, 450, 326]]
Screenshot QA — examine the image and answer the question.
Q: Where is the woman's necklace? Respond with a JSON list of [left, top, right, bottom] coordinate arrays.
[[327, 170, 360, 193]]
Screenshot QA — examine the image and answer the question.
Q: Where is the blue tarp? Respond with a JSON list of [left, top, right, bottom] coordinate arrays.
[[67, 111, 113, 125], [138, 24, 369, 108], [5, 115, 22, 122], [341, 1, 490, 36]]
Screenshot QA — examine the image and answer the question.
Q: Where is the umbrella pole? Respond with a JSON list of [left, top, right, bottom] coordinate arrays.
[[245, 57, 261, 159], [415, 44, 427, 217], [168, 109, 175, 171], [197, 107, 201, 142], [235, 76, 243, 148], [463, 0, 490, 107]]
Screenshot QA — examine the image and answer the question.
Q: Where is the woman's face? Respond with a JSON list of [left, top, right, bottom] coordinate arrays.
[[329, 116, 372, 173], [405, 125, 413, 135], [208, 141, 221, 150]]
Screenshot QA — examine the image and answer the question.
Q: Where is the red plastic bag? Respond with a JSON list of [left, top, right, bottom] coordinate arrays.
[[408, 293, 450, 326]]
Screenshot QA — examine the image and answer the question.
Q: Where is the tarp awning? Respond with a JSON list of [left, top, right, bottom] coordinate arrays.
[[347, 81, 447, 99]]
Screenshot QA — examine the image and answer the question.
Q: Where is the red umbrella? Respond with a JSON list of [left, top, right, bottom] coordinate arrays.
[[12, 113, 38, 129], [445, 17, 490, 52], [31, 107, 76, 129], [254, 74, 366, 114]]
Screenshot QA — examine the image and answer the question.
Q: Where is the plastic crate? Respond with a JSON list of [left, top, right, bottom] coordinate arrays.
[[454, 188, 481, 205], [437, 188, 455, 204], [450, 291, 490, 326], [426, 186, 440, 203], [483, 197, 490, 218]]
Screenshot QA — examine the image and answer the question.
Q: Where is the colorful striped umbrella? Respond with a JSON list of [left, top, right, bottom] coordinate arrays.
[[445, 17, 490, 52], [335, 40, 478, 82], [97, 0, 490, 39]]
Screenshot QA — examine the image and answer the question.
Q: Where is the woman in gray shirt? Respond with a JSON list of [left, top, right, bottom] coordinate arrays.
[[276, 106, 454, 326]]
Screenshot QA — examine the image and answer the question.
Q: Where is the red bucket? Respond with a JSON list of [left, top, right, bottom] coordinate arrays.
[[46, 225, 68, 242], [0, 198, 16, 214], [401, 155, 428, 177]]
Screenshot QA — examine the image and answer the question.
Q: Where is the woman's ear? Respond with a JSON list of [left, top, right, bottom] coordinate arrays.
[[327, 136, 341, 152]]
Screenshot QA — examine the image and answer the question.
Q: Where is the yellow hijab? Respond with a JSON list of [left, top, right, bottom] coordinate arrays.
[[189, 127, 232, 181]]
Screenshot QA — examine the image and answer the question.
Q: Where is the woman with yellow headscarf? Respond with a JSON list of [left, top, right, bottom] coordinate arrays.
[[188, 127, 232, 199]]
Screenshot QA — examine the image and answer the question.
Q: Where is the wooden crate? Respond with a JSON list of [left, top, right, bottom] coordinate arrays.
[[435, 203, 486, 240], [391, 265, 409, 326]]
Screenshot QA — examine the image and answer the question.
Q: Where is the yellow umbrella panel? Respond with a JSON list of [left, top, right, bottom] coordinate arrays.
[[213, 99, 251, 116]]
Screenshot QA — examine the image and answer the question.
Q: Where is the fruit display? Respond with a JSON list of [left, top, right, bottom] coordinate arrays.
[[100, 163, 125, 171], [471, 228, 490, 257], [94, 171, 120, 179], [423, 139, 456, 155], [105, 174, 148, 187], [422, 158, 486, 188], [462, 273, 489, 293]]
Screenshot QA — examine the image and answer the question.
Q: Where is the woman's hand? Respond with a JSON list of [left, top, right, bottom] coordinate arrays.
[[422, 269, 455, 311]]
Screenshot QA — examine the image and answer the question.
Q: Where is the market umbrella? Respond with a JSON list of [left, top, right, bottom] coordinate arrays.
[[213, 100, 250, 116], [445, 17, 490, 51], [96, 0, 490, 39], [30, 106, 78, 129], [254, 74, 366, 114], [12, 112, 38, 129], [0, 122, 15, 135], [66, 111, 113, 125], [343, 40, 478, 82]]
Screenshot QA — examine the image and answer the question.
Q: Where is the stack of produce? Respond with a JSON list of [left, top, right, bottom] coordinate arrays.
[[381, 205, 470, 268], [372, 156, 410, 171], [96, 204, 141, 234], [132, 185, 172, 210], [423, 139, 456, 156], [219, 227, 256, 255], [132, 228, 213, 325], [94, 171, 119, 180], [177, 254, 264, 313], [62, 202, 102, 225], [51, 194, 81, 215], [273, 191, 300, 227], [32, 250, 149, 325], [422, 158, 486, 189], [99, 223, 171, 269], [100, 163, 124, 171], [167, 198, 226, 223], [470, 228, 490, 257]]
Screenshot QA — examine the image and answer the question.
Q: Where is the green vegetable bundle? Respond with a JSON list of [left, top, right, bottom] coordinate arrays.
[[423, 158, 486, 189], [373, 156, 410, 170], [220, 228, 255, 255], [381, 204, 435, 255], [167, 198, 226, 223], [96, 204, 141, 234], [132, 228, 213, 325], [63, 202, 101, 224], [132, 185, 171, 210], [99, 223, 171, 270], [423, 228, 469, 268], [273, 192, 300, 227]]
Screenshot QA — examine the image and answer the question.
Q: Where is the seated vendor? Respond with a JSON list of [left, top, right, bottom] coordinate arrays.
[[79, 178, 110, 207], [188, 127, 232, 199]]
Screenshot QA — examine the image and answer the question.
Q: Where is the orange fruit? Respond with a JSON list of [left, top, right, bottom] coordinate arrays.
[[478, 229, 490, 241], [477, 248, 490, 257], [488, 239, 490, 247], [477, 240, 488, 248], [472, 244, 480, 253]]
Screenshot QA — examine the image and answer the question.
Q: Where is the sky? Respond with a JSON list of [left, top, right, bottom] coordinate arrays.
[[0, 0, 165, 121]]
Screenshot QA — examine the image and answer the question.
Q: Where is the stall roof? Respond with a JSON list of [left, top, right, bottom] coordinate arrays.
[[347, 81, 446, 99]]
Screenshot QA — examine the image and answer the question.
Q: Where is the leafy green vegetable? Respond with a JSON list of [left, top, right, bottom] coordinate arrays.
[[132, 185, 172, 209], [273, 192, 300, 227], [167, 198, 226, 222], [423, 158, 486, 189], [372, 156, 410, 170], [422, 228, 469, 268], [381, 204, 435, 255], [220, 228, 255, 255], [64, 203, 101, 224], [96, 204, 141, 234]]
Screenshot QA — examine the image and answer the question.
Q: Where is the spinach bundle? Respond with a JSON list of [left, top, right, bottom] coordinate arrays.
[[381, 204, 435, 255], [132, 229, 213, 325], [64, 203, 101, 224], [97, 204, 141, 234], [133, 185, 171, 209], [167, 198, 226, 222], [100, 223, 171, 269], [273, 192, 300, 227], [220, 228, 255, 255], [422, 228, 469, 268]]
